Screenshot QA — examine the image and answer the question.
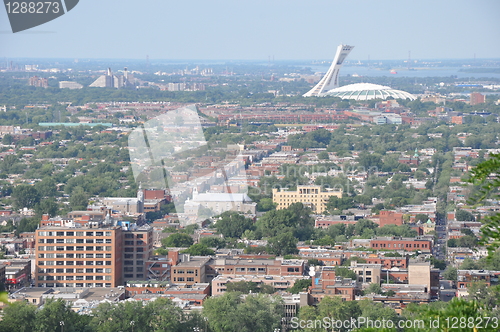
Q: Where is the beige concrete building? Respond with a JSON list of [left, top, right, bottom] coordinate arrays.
[[211, 274, 305, 296], [272, 185, 342, 214]]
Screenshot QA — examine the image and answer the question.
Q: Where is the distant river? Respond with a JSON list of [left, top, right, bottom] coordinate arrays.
[[307, 65, 500, 80]]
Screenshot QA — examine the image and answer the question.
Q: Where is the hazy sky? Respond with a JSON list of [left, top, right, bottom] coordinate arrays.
[[1, 0, 499, 61]]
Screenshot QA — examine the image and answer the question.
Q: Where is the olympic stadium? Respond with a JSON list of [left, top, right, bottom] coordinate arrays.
[[303, 45, 416, 101]]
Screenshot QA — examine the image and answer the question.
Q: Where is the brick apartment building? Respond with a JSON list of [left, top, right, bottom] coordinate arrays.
[[35, 218, 153, 288], [370, 237, 433, 253]]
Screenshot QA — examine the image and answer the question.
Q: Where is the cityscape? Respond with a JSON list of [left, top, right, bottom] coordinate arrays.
[[1, 1, 500, 331]]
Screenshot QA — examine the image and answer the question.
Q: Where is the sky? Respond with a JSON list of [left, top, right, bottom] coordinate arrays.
[[1, 0, 499, 61]]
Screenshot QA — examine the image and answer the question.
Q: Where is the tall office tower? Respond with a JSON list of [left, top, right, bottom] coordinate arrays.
[[122, 224, 153, 282], [303, 44, 354, 97]]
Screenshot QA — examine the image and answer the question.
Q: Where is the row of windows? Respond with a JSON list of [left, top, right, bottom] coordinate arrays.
[[124, 241, 145, 246], [173, 277, 195, 282], [39, 238, 112, 244], [38, 268, 112, 274], [39, 253, 111, 259], [38, 260, 112, 266], [372, 242, 429, 248], [38, 231, 112, 237], [124, 274, 144, 279], [38, 246, 113, 251], [38, 283, 112, 287], [125, 234, 144, 239], [124, 247, 144, 252], [233, 267, 267, 272], [124, 260, 144, 266], [124, 267, 143, 272], [124, 254, 144, 259], [173, 269, 198, 274]]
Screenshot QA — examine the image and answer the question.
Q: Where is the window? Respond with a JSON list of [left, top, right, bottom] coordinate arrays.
[[105, 239, 112, 244], [66, 247, 74, 251], [66, 232, 74, 236], [76, 246, 84, 251], [86, 232, 94, 236], [125, 234, 134, 239], [46, 239, 54, 243], [124, 274, 133, 278], [86, 239, 94, 243], [177, 277, 185, 281], [86, 268, 94, 273], [76, 239, 84, 243], [124, 261, 134, 265], [96, 232, 103, 236], [86, 254, 94, 258], [187, 277, 194, 282], [56, 239, 64, 243], [124, 241, 134, 246], [136, 274, 144, 278], [66, 276, 74, 280], [56, 246, 64, 251], [66, 269, 74, 273], [136, 247, 143, 252]]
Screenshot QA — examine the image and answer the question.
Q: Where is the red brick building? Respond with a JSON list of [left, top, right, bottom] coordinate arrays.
[[379, 211, 404, 227]]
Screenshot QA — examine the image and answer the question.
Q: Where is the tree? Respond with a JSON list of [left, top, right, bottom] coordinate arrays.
[[12, 184, 41, 210], [214, 211, 254, 238], [288, 279, 312, 294], [442, 266, 458, 281], [161, 233, 194, 247], [34, 298, 88, 332], [225, 281, 260, 294], [35, 177, 58, 198], [35, 198, 59, 217], [363, 282, 383, 295], [0, 301, 36, 332], [267, 231, 298, 256], [318, 151, 330, 160], [69, 186, 88, 211], [455, 209, 475, 222], [466, 153, 500, 254], [203, 292, 284, 332]]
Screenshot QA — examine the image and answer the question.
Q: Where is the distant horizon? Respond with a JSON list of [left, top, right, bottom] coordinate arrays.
[[2, 57, 500, 63]]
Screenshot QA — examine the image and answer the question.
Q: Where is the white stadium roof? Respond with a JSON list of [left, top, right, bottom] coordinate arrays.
[[320, 83, 416, 101]]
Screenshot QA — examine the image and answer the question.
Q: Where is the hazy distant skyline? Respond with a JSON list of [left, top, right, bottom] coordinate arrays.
[[1, 0, 499, 61]]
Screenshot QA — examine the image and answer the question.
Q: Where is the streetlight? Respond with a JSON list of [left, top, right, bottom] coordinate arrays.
[[130, 321, 135, 332], [59, 321, 64, 332]]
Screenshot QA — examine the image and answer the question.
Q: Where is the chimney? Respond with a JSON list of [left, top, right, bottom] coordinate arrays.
[[42, 214, 50, 221], [168, 251, 179, 266]]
